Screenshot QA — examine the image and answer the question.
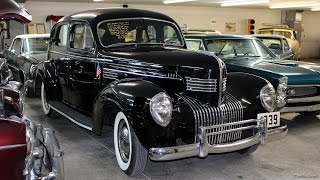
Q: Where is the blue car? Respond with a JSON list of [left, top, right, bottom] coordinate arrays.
[[185, 34, 320, 115]]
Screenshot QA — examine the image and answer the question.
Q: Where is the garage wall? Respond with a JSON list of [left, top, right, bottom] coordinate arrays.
[[24, 1, 281, 35], [301, 11, 320, 59]]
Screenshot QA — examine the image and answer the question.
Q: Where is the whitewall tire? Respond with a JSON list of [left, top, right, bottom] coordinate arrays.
[[113, 111, 147, 176], [41, 82, 53, 117]]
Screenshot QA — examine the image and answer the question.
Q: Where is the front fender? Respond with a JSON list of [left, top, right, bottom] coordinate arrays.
[[227, 72, 271, 118], [93, 79, 176, 148], [41, 61, 61, 101]]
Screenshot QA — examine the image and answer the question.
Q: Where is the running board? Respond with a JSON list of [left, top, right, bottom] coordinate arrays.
[[49, 101, 93, 131]]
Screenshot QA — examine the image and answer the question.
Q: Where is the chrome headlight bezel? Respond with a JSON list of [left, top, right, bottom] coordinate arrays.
[[276, 77, 288, 108], [260, 83, 277, 112], [150, 92, 173, 127]]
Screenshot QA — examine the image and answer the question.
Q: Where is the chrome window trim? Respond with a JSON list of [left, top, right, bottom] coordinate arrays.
[[96, 17, 185, 48]]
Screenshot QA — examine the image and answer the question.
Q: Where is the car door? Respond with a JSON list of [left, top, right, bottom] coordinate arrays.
[[49, 23, 71, 103], [6, 38, 22, 80], [68, 22, 97, 114]]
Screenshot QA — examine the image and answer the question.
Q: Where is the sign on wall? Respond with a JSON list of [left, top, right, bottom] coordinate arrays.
[[225, 22, 236, 32], [27, 23, 46, 34]]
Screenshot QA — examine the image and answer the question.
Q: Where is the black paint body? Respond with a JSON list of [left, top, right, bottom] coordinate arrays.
[[40, 8, 269, 149]]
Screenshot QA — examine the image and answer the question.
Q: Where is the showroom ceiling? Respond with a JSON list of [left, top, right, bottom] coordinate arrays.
[[25, 0, 320, 10]]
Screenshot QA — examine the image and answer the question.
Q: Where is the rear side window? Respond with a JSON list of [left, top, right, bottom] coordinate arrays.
[[11, 38, 22, 54], [70, 24, 94, 50]]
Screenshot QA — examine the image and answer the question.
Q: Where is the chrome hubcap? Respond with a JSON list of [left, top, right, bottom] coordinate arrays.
[[118, 120, 130, 163]]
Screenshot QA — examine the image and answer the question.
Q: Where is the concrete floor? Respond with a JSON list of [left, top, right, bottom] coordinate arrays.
[[24, 98, 320, 180]]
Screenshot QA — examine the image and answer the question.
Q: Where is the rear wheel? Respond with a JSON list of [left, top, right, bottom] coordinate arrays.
[[114, 111, 147, 176], [41, 82, 53, 117], [238, 144, 259, 155]]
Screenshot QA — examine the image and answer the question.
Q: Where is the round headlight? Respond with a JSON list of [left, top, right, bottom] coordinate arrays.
[[150, 92, 173, 127], [276, 77, 288, 108], [260, 84, 277, 112]]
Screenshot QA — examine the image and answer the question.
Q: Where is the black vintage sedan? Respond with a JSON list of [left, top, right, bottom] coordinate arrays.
[[39, 8, 287, 176], [3, 34, 49, 97]]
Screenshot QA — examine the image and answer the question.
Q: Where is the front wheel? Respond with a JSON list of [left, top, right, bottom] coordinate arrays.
[[41, 82, 53, 117], [114, 112, 147, 176]]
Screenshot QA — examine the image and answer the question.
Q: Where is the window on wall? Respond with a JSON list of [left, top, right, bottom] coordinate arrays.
[[57, 24, 68, 47], [70, 24, 94, 50]]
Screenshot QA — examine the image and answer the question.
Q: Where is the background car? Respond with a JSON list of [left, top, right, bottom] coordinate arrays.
[[39, 8, 287, 176], [252, 34, 296, 60], [257, 27, 300, 60], [3, 34, 49, 97], [0, 57, 64, 180], [185, 33, 320, 115]]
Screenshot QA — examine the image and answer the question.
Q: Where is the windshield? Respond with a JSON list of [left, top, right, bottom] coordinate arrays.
[[97, 19, 183, 47], [259, 30, 292, 39], [23, 37, 49, 53], [258, 38, 282, 50], [205, 38, 276, 58]]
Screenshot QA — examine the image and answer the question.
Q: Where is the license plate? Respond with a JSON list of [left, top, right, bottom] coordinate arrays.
[[257, 112, 280, 128]]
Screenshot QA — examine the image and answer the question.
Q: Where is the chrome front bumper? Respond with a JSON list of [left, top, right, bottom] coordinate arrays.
[[149, 118, 288, 161], [281, 95, 320, 113]]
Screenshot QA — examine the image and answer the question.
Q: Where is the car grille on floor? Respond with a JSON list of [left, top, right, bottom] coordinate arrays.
[[287, 86, 318, 97], [177, 93, 244, 145]]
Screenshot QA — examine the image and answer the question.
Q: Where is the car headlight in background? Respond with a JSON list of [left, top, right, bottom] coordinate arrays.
[[276, 77, 288, 109], [150, 92, 173, 127], [260, 83, 277, 112]]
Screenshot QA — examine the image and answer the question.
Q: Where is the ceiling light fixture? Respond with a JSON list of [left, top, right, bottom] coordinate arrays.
[[220, 0, 270, 7], [270, 2, 320, 9], [163, 0, 197, 4], [93, 0, 104, 2], [311, 7, 320, 11]]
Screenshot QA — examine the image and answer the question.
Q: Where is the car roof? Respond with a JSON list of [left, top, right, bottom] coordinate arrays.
[[15, 34, 50, 39], [251, 34, 286, 39], [184, 33, 256, 40], [59, 8, 176, 25]]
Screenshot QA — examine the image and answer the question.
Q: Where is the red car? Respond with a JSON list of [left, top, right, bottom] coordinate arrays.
[[0, 1, 64, 179]]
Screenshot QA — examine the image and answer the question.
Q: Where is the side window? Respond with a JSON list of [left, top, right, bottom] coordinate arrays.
[[70, 24, 94, 51], [57, 24, 68, 47], [283, 39, 290, 50], [11, 38, 22, 54], [164, 25, 181, 45]]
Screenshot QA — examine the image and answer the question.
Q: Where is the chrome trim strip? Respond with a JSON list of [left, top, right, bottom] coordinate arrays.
[[287, 95, 320, 103], [281, 104, 320, 113], [49, 104, 93, 131], [0, 144, 26, 150]]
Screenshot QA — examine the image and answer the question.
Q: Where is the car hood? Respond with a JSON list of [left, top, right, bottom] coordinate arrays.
[[223, 56, 320, 85], [24, 53, 47, 64], [100, 47, 221, 70], [0, 0, 32, 23]]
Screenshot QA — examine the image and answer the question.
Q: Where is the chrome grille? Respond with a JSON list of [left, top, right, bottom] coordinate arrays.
[[185, 77, 218, 93], [222, 78, 227, 92], [177, 93, 244, 145], [287, 86, 318, 97]]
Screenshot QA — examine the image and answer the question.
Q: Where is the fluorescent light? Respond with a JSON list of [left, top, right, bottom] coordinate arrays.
[[220, 0, 270, 7], [311, 7, 320, 11], [93, 0, 104, 2], [270, 2, 320, 9], [163, 0, 197, 4]]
